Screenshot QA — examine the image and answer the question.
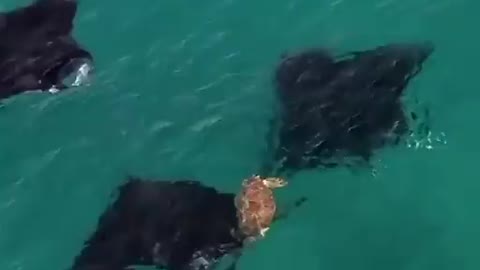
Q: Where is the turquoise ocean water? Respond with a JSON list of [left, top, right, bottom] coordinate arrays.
[[1, 0, 479, 269]]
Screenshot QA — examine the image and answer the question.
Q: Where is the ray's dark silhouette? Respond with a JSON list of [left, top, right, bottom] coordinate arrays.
[[264, 42, 434, 175], [70, 176, 305, 270], [0, 0, 93, 101], [71, 177, 242, 270]]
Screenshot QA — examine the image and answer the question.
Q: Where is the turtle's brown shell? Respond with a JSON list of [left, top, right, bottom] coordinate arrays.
[[235, 177, 278, 238]]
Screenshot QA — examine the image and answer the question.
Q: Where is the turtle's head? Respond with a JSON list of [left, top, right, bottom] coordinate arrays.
[[262, 177, 287, 189]]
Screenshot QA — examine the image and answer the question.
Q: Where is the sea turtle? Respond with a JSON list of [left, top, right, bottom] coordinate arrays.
[[234, 175, 288, 242]]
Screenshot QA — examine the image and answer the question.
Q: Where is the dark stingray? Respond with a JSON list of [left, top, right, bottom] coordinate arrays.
[[0, 0, 93, 102], [262, 42, 434, 175], [70, 176, 306, 270]]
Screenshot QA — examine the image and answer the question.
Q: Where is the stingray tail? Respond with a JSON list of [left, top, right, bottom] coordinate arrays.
[[255, 113, 285, 177]]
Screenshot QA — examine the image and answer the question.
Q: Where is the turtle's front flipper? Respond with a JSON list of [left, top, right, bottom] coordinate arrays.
[[274, 196, 308, 221]]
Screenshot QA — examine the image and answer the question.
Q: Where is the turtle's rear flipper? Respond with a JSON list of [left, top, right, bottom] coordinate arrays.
[[274, 196, 308, 221], [224, 249, 243, 270], [226, 263, 237, 270], [225, 258, 238, 270]]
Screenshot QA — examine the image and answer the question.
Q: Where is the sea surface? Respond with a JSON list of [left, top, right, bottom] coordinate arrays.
[[1, 0, 479, 269]]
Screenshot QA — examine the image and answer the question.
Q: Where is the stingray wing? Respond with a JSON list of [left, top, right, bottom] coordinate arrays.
[[0, 0, 77, 41], [29, 0, 78, 36]]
